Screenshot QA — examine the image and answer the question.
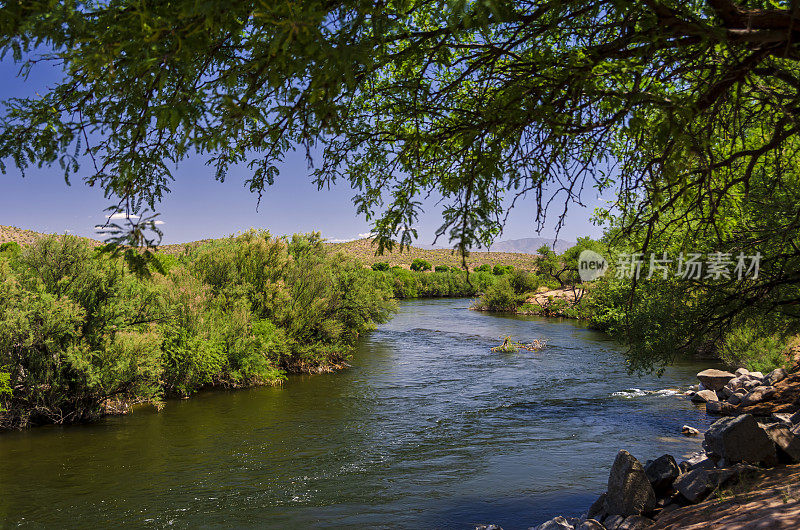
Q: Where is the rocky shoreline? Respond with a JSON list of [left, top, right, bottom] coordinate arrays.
[[477, 365, 800, 530]]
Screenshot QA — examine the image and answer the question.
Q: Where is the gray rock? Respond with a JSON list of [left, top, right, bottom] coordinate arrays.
[[654, 503, 680, 520], [703, 414, 776, 465], [681, 425, 700, 436], [587, 493, 606, 520], [644, 454, 679, 493], [533, 516, 573, 530], [727, 393, 742, 406], [476, 526, 503, 530], [706, 400, 735, 415], [681, 452, 715, 472], [762, 423, 800, 463], [740, 385, 776, 407], [750, 371, 765, 380], [717, 387, 732, 399], [690, 389, 718, 403], [673, 467, 737, 503], [603, 515, 624, 529], [696, 369, 736, 391], [603, 450, 657, 516], [765, 368, 788, 385], [576, 520, 605, 530], [744, 379, 761, 391], [617, 515, 654, 529], [725, 376, 746, 391], [735, 367, 750, 376]]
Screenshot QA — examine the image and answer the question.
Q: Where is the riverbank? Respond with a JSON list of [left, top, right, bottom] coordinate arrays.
[[525, 364, 800, 530]]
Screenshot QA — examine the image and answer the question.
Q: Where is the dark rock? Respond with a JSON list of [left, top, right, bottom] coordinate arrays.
[[603, 515, 624, 529], [740, 386, 777, 407], [576, 520, 605, 530], [587, 493, 606, 520], [476, 526, 503, 530], [727, 393, 742, 406], [603, 450, 657, 516], [703, 414, 777, 465], [654, 503, 680, 520], [690, 389, 718, 403], [672, 467, 741, 504], [790, 410, 800, 425], [617, 515, 654, 529], [696, 369, 736, 391], [765, 368, 788, 385], [762, 423, 800, 463], [706, 400, 736, 415], [772, 413, 793, 425], [644, 455, 679, 494], [533, 516, 573, 530]]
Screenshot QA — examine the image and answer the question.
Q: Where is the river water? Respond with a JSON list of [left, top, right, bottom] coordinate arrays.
[[0, 299, 717, 529]]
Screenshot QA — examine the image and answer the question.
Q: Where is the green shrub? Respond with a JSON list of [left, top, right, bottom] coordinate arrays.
[[372, 261, 389, 271], [410, 258, 432, 271], [474, 264, 491, 272], [719, 324, 789, 373], [492, 264, 513, 275], [0, 242, 20, 254], [434, 265, 449, 273], [474, 277, 522, 311]]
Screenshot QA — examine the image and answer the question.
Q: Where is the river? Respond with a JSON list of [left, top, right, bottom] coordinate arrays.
[[0, 299, 717, 528]]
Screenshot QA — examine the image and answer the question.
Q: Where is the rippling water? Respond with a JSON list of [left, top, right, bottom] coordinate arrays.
[[0, 299, 717, 528]]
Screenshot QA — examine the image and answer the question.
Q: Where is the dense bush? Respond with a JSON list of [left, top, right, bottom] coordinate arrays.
[[474, 270, 537, 311], [492, 264, 513, 275], [0, 232, 395, 428], [410, 258, 432, 271], [372, 261, 389, 271], [719, 324, 789, 373], [474, 264, 491, 272], [434, 265, 449, 273]]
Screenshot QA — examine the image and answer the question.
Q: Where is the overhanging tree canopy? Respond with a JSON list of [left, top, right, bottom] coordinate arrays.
[[1, 0, 799, 255]]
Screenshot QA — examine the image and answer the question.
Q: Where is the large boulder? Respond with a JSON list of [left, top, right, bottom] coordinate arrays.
[[765, 368, 788, 385], [673, 467, 745, 504], [703, 414, 776, 465], [761, 423, 800, 463], [690, 389, 718, 403], [603, 450, 656, 516], [706, 400, 736, 416], [644, 455, 679, 494], [696, 369, 736, 391], [740, 386, 776, 407], [576, 521, 605, 530]]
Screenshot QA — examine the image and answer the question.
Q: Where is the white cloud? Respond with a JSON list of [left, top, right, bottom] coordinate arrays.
[[328, 238, 356, 243], [358, 232, 374, 239], [106, 212, 140, 220], [154, 220, 165, 225]]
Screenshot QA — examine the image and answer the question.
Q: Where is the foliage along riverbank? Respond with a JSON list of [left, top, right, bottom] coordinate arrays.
[[0, 231, 398, 429]]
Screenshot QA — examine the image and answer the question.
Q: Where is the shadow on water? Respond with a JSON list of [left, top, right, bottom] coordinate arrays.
[[0, 299, 716, 529]]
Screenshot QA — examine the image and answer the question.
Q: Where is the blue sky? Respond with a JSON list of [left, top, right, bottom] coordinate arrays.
[[0, 56, 605, 246]]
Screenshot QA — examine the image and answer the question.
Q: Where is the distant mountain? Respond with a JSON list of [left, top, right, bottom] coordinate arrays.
[[417, 237, 574, 254]]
